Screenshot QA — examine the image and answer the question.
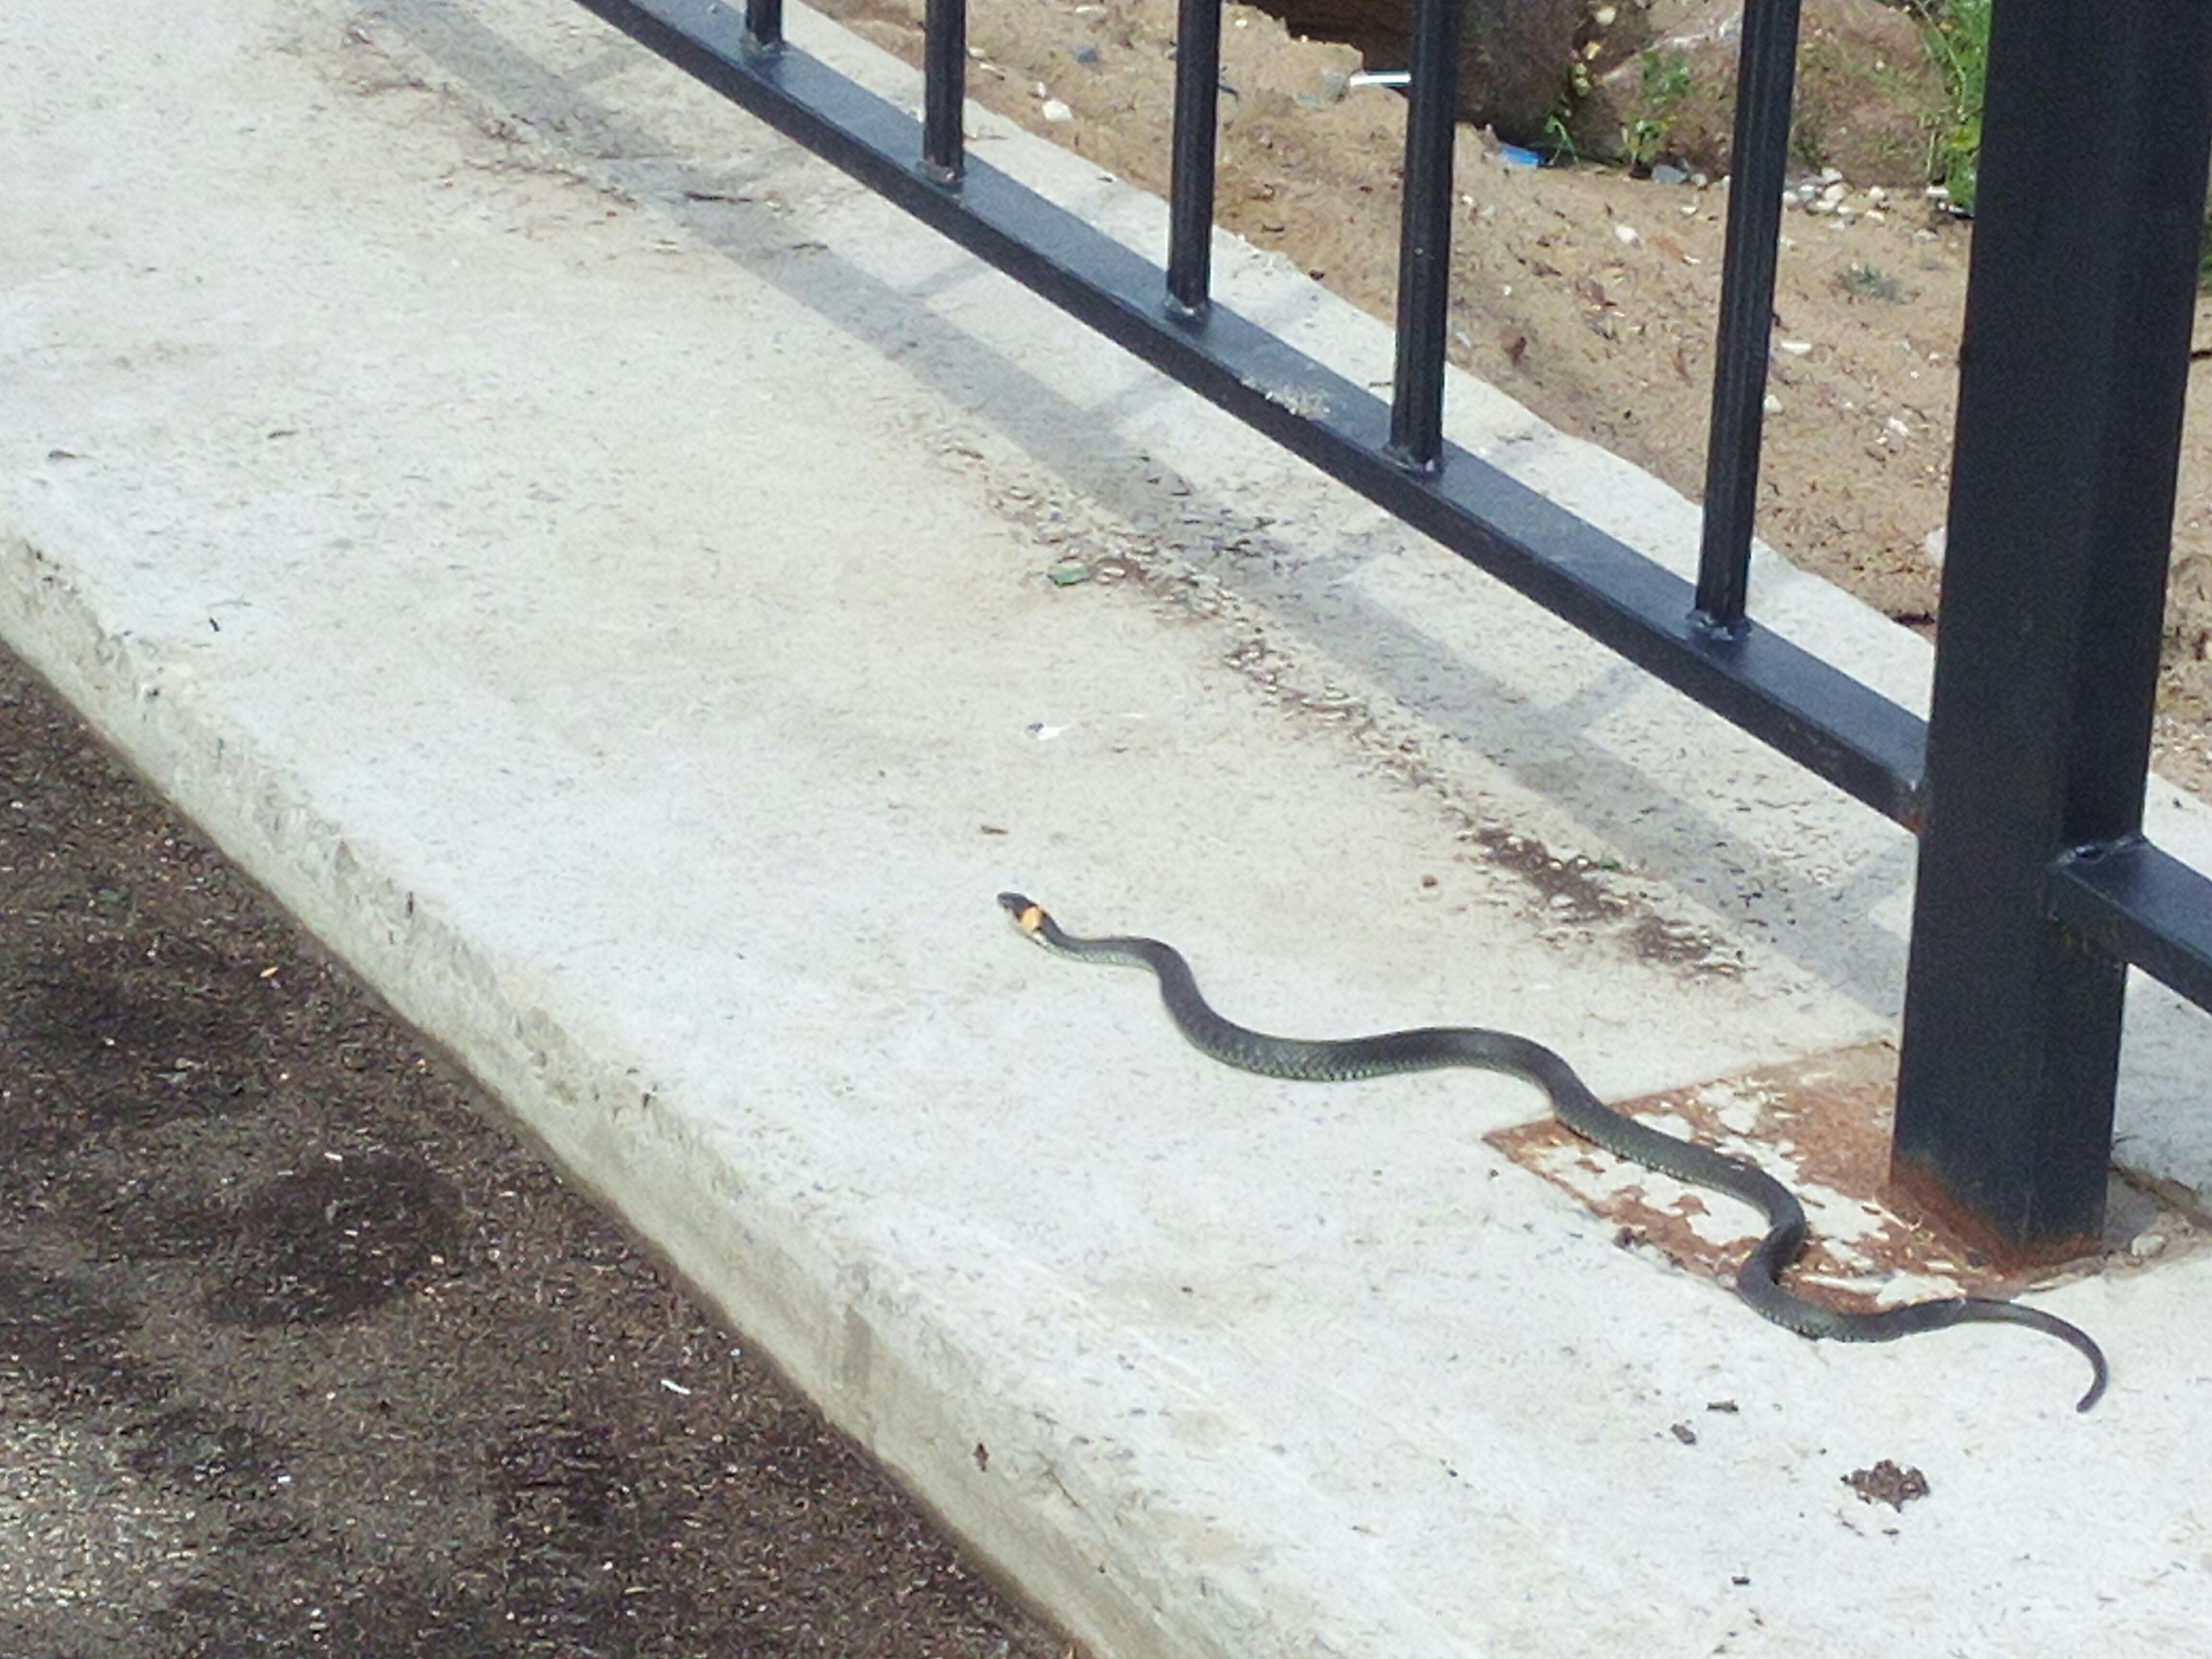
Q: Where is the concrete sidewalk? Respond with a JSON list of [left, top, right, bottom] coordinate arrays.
[[7, 0, 2212, 1654]]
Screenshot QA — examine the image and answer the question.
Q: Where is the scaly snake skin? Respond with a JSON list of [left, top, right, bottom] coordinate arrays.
[[1001, 894, 2107, 1412]]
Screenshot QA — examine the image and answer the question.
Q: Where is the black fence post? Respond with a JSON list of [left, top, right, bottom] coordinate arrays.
[[1386, 0, 1465, 472], [1693, 0, 1801, 632], [1166, 0, 1224, 315], [921, 0, 966, 183], [1893, 0, 2212, 1253]]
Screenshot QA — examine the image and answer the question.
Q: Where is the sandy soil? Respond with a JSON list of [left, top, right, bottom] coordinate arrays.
[[0, 650, 1072, 1658], [811, 0, 2212, 799]]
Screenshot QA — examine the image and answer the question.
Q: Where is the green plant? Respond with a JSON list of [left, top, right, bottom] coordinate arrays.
[[1622, 48, 1694, 171], [1834, 261, 1906, 303], [1918, 1, 2212, 277], [1642, 47, 1695, 109], [1540, 99, 1580, 168], [1622, 116, 1664, 170], [1918, 0, 1990, 213]]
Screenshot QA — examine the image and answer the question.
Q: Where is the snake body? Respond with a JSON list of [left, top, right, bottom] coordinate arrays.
[[1000, 893, 2107, 1412]]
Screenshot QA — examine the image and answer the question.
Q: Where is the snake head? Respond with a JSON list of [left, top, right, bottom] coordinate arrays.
[[996, 893, 1048, 937]]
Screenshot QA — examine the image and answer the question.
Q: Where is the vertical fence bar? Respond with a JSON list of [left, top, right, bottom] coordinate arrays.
[[1166, 0, 1224, 315], [1386, 0, 1465, 472], [1692, 0, 1802, 631], [921, 0, 966, 182], [742, 0, 781, 50], [1892, 0, 2212, 1253]]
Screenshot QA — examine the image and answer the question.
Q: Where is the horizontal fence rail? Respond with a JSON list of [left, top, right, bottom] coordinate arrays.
[[2053, 842, 2212, 1018], [569, 0, 2212, 1250]]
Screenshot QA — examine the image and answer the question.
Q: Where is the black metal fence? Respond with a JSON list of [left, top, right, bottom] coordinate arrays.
[[570, 0, 2212, 1255]]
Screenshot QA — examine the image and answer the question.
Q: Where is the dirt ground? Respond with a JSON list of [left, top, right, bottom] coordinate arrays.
[[0, 645, 1071, 1656], [812, 0, 2212, 800]]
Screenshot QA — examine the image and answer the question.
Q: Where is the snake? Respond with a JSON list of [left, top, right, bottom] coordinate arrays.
[[1000, 893, 2108, 1413]]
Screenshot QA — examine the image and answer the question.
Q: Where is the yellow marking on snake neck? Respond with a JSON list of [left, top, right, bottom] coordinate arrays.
[[1017, 904, 1045, 934]]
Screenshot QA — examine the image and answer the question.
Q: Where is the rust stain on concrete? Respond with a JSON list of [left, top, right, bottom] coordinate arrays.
[[1484, 1043, 2178, 1309]]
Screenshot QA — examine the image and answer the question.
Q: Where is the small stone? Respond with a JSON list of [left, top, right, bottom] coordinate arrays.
[[2131, 1231, 2170, 1259], [1047, 559, 1090, 586], [1039, 99, 1074, 124], [1614, 222, 1640, 245], [1649, 162, 1688, 187], [1762, 394, 1783, 416]]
